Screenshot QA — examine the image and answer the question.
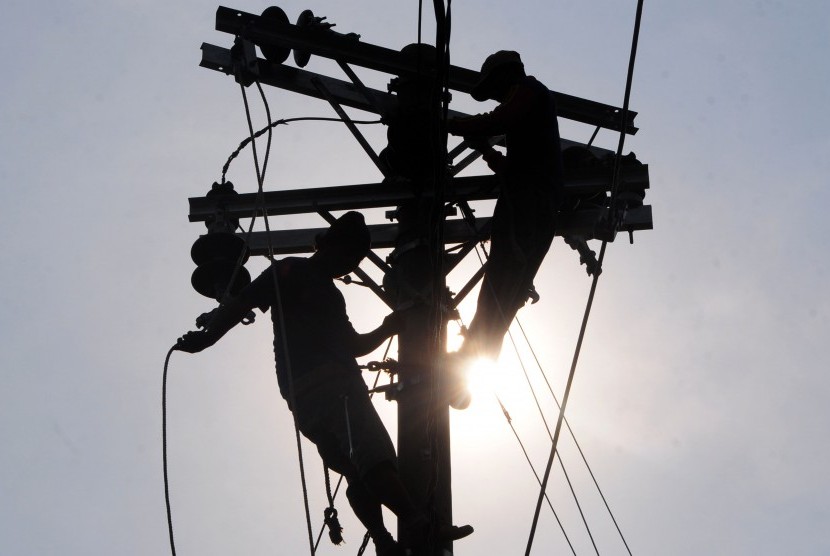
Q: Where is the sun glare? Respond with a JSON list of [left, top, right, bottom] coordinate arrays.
[[448, 351, 544, 452], [464, 357, 502, 401]]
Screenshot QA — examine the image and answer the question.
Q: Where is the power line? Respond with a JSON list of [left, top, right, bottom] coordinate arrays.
[[514, 317, 633, 556], [525, 1, 645, 553], [471, 243, 600, 553], [495, 396, 577, 556]]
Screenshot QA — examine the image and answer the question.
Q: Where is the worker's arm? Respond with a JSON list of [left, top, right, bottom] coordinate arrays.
[[447, 82, 540, 137], [350, 312, 404, 357], [175, 263, 280, 353], [176, 294, 256, 353]]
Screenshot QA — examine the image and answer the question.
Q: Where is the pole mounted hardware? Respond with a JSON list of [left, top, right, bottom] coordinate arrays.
[[190, 181, 251, 300]]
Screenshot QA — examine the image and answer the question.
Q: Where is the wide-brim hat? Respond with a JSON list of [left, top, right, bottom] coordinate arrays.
[[471, 50, 524, 101]]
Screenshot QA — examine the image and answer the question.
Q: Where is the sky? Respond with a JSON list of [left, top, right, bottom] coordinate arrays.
[[1, 1, 829, 555]]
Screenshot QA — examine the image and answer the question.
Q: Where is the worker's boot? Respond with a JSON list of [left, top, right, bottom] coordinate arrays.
[[404, 514, 474, 549]]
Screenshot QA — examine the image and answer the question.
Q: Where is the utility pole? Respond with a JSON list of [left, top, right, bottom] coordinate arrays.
[[189, 6, 651, 555]]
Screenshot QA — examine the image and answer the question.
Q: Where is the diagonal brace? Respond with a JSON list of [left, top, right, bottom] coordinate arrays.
[[311, 76, 390, 178]]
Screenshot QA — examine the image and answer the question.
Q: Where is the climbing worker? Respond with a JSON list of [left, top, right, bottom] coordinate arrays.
[[447, 50, 586, 361], [176, 211, 472, 555]]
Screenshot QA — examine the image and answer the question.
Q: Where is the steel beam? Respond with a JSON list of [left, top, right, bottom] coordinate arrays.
[[201, 42, 625, 161], [209, 6, 638, 134], [189, 166, 650, 222], [236, 205, 652, 256]]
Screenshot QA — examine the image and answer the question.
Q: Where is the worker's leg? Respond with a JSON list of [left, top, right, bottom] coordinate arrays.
[[463, 198, 526, 359], [464, 196, 556, 359], [345, 478, 403, 555], [361, 461, 421, 523]]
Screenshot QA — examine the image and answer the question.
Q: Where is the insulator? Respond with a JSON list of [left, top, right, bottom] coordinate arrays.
[[191, 232, 249, 266], [293, 9, 315, 67], [258, 6, 291, 64], [190, 232, 251, 300], [191, 261, 251, 300]]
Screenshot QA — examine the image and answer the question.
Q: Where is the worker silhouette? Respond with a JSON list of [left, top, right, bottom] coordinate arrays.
[[448, 50, 567, 361], [176, 211, 472, 555]]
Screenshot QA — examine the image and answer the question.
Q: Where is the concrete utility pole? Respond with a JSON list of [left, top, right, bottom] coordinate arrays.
[[190, 6, 650, 555]]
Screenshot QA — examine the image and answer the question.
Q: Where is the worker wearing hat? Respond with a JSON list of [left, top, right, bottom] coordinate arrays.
[[448, 51, 564, 360], [176, 211, 472, 555]]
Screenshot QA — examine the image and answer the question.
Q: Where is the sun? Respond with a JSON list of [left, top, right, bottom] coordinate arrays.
[[446, 352, 543, 451]]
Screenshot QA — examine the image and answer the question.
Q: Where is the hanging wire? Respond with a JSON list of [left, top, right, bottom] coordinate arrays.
[[240, 81, 316, 555], [472, 245, 600, 554], [162, 346, 178, 556], [525, 1, 645, 553], [505, 325, 600, 555], [514, 318, 633, 556], [453, 306, 577, 554], [495, 396, 577, 556], [524, 241, 605, 556]]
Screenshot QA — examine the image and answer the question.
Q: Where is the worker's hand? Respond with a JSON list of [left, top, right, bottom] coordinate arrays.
[[175, 330, 216, 353]]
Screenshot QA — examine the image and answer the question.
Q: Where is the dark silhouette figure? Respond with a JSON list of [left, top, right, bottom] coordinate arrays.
[[176, 211, 471, 555], [447, 51, 564, 360]]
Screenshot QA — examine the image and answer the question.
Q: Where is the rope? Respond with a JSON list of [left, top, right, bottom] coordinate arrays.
[[525, 2, 644, 553], [323, 467, 344, 545], [162, 346, 177, 556]]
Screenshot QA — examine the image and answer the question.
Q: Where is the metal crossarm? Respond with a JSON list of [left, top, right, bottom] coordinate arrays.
[[233, 204, 652, 256], [208, 6, 638, 134], [188, 166, 650, 222]]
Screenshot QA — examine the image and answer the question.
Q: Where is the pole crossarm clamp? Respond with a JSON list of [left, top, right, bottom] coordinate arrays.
[[206, 6, 638, 134]]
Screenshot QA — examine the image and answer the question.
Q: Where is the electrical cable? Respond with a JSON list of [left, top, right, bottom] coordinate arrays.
[[240, 81, 316, 555], [514, 318, 633, 556], [495, 395, 577, 556], [472, 245, 600, 554], [523, 241, 605, 556], [504, 329, 600, 555], [235, 81, 399, 554], [525, 2, 644, 553], [221, 117, 381, 184], [454, 308, 576, 554], [162, 346, 177, 556]]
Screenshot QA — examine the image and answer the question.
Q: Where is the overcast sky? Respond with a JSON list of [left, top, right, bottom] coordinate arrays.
[[2, 1, 829, 555]]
